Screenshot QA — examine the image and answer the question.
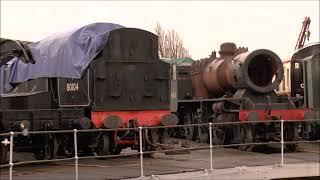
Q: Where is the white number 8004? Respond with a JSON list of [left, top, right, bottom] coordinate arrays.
[[66, 83, 79, 92]]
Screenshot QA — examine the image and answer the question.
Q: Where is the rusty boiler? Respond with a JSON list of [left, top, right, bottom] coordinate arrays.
[[190, 51, 217, 98], [194, 42, 284, 98]]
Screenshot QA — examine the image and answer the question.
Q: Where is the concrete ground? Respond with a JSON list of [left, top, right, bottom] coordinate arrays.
[[132, 163, 319, 180], [0, 142, 319, 180]]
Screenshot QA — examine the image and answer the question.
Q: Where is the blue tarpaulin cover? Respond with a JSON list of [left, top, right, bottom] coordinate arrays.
[[0, 23, 125, 94]]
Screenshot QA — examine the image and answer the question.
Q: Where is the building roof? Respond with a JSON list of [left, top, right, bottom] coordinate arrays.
[[161, 57, 194, 65]]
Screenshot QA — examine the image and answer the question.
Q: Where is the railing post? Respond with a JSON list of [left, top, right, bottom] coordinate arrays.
[[139, 127, 144, 178], [209, 123, 213, 172], [280, 119, 284, 166], [73, 129, 79, 180], [9, 132, 14, 180]]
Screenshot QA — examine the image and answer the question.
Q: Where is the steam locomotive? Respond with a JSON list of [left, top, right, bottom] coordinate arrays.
[[0, 23, 178, 164], [0, 23, 317, 165], [173, 42, 312, 151], [281, 43, 320, 139]]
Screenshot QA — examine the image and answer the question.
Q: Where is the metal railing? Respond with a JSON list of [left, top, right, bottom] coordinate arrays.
[[0, 119, 320, 179]]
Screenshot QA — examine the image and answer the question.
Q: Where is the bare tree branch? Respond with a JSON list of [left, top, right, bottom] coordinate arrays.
[[155, 22, 190, 59]]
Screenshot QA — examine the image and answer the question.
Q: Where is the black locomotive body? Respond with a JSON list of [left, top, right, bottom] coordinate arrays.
[[290, 43, 320, 98], [0, 26, 177, 163], [290, 43, 320, 139]]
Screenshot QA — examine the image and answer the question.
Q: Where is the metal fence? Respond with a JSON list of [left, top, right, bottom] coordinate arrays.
[[1, 119, 320, 180]]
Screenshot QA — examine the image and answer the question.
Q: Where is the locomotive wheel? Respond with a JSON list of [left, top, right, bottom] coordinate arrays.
[[110, 145, 122, 155], [34, 134, 58, 160], [142, 129, 161, 158], [238, 125, 253, 151], [197, 117, 209, 143], [284, 123, 299, 152], [0, 144, 8, 164], [97, 134, 111, 155], [166, 127, 177, 138], [212, 125, 226, 145], [285, 144, 297, 152], [158, 128, 171, 144], [182, 112, 196, 141], [311, 124, 320, 140]]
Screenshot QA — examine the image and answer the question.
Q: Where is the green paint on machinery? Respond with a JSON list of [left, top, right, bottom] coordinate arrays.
[[303, 53, 320, 109]]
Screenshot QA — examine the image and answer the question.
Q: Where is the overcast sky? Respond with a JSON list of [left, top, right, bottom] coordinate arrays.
[[1, 1, 319, 60]]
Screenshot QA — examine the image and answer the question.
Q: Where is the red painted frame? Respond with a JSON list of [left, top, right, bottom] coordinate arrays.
[[239, 109, 307, 122], [91, 110, 172, 128]]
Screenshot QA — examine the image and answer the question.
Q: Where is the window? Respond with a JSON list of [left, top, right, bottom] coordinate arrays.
[[286, 69, 290, 87]]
